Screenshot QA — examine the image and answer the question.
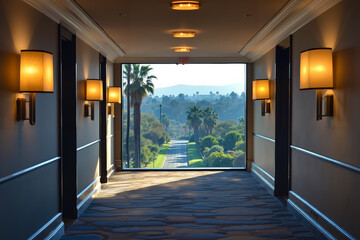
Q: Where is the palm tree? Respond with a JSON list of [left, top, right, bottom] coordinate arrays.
[[161, 113, 170, 131], [187, 105, 203, 144], [124, 64, 131, 168], [124, 64, 156, 168], [203, 107, 219, 135]]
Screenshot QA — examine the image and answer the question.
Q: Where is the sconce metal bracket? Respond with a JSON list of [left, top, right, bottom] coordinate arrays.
[[108, 103, 115, 117], [84, 101, 95, 120], [17, 98, 27, 121], [316, 90, 333, 120], [261, 100, 271, 116], [323, 95, 333, 117], [16, 93, 36, 125]]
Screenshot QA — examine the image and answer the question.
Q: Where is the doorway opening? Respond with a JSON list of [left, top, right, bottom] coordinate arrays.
[[121, 63, 247, 170]]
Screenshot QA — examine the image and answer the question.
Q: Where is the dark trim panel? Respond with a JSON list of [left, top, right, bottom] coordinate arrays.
[[28, 213, 64, 240], [290, 145, 360, 174], [76, 139, 100, 152], [0, 157, 60, 184], [288, 191, 355, 240], [253, 133, 275, 143]]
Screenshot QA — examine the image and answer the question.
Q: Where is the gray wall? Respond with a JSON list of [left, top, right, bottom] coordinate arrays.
[[76, 38, 101, 194], [0, 0, 116, 238], [252, 0, 360, 238], [0, 0, 60, 239], [291, 0, 360, 237], [253, 48, 276, 179]]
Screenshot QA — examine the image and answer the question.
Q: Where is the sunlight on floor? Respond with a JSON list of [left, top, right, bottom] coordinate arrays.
[[98, 171, 221, 198]]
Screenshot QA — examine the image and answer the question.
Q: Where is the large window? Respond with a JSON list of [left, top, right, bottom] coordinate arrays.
[[122, 63, 246, 169]]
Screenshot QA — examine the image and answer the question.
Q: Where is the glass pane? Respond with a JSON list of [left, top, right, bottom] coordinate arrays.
[[122, 63, 246, 169]]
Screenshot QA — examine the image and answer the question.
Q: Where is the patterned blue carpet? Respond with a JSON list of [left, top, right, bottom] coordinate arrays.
[[61, 171, 316, 239]]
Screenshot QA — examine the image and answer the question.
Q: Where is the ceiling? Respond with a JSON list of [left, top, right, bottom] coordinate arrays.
[[75, 0, 289, 58]]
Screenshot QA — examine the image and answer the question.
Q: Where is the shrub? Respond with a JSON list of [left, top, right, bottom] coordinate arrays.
[[141, 146, 154, 167], [234, 140, 246, 152], [199, 135, 218, 152], [148, 144, 160, 154], [205, 151, 234, 167], [189, 134, 195, 142], [233, 150, 246, 167], [203, 145, 224, 158], [222, 131, 242, 151]]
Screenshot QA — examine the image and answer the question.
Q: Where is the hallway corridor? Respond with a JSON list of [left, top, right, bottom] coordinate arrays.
[[61, 171, 316, 240]]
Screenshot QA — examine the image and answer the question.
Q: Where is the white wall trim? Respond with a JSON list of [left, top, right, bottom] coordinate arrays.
[[28, 213, 63, 240], [239, 0, 342, 61], [23, 0, 125, 62], [251, 166, 274, 192], [288, 191, 355, 240]]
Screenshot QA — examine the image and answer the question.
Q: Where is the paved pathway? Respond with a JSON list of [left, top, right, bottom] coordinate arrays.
[[162, 139, 189, 168], [61, 171, 316, 240]]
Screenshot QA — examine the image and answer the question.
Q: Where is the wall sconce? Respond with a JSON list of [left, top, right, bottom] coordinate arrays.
[[171, 1, 200, 10], [85, 79, 103, 120], [253, 79, 271, 116], [300, 48, 333, 121], [17, 50, 54, 125], [107, 87, 121, 117]]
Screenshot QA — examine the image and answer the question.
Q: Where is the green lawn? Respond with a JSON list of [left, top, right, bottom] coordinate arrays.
[[146, 143, 170, 168], [187, 142, 204, 167]]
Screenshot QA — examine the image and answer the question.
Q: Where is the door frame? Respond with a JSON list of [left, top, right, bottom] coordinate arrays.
[[59, 25, 78, 219], [274, 36, 292, 198]]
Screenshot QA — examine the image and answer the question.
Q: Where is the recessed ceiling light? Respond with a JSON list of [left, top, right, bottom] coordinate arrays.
[[173, 47, 191, 52], [172, 32, 196, 38], [171, 1, 200, 10]]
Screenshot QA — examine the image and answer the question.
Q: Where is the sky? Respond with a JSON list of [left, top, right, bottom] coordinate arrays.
[[147, 63, 246, 91]]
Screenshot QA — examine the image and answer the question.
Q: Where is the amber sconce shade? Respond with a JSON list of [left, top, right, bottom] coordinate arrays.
[[85, 79, 103, 120], [172, 32, 196, 38], [171, 1, 200, 10], [17, 50, 54, 125], [173, 47, 191, 53], [252, 79, 271, 116], [300, 48, 333, 120], [107, 87, 121, 117]]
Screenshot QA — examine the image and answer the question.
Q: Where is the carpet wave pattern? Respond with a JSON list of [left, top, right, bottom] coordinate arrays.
[[61, 171, 316, 240]]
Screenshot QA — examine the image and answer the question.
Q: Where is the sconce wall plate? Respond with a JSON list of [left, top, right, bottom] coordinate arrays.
[[300, 48, 333, 121], [17, 50, 54, 125]]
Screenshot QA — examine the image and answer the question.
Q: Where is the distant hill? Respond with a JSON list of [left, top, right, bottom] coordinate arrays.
[[153, 83, 244, 96]]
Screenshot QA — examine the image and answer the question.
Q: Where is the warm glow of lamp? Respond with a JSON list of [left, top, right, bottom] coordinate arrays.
[[174, 47, 191, 53], [253, 79, 270, 100], [85, 79, 103, 121], [171, 1, 200, 10], [173, 32, 196, 38], [253, 79, 271, 116], [107, 87, 121, 117], [86, 79, 103, 101], [107, 87, 121, 103], [17, 50, 54, 125], [300, 48, 333, 121], [300, 48, 333, 89], [20, 50, 54, 92]]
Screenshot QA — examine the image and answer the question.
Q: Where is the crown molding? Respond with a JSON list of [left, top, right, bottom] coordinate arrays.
[[115, 56, 250, 64], [239, 0, 342, 62], [24, 0, 126, 62]]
